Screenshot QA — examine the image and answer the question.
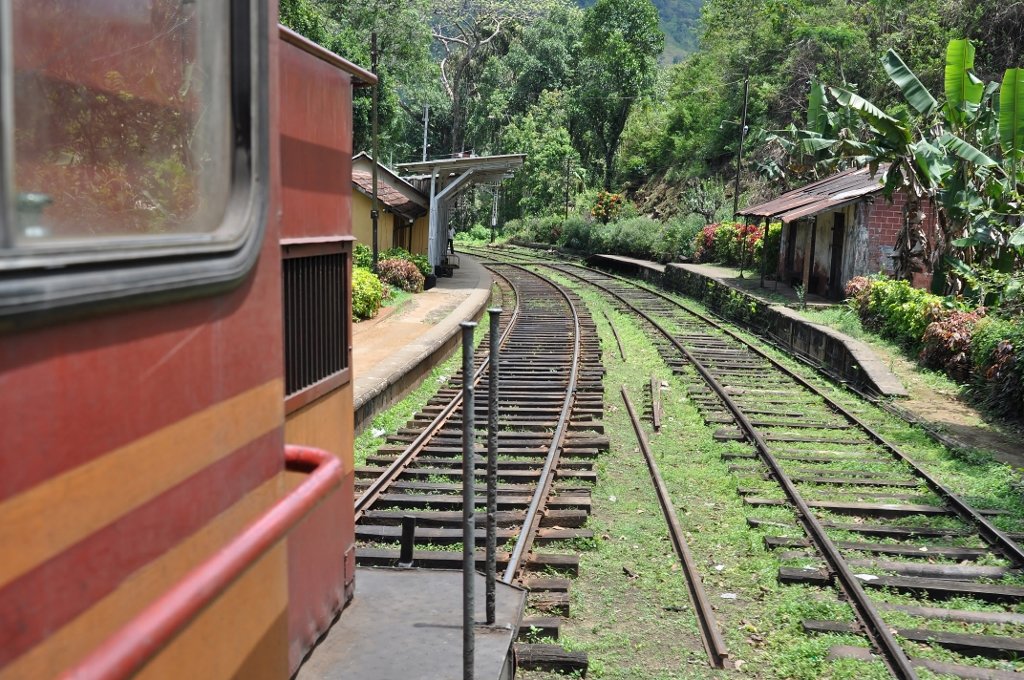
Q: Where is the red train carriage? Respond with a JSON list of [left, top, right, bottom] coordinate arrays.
[[0, 2, 372, 677]]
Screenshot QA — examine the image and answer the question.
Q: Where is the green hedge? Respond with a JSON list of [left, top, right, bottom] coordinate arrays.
[[847, 275, 1023, 421], [353, 266, 386, 320]]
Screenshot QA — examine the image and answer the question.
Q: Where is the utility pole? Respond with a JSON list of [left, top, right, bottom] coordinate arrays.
[[734, 65, 750, 279], [422, 104, 430, 162], [490, 185, 499, 244], [370, 32, 380, 272], [563, 157, 571, 223], [732, 66, 750, 220]]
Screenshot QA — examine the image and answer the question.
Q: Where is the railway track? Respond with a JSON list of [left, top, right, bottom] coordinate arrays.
[[534, 260, 1024, 679], [352, 263, 606, 660]]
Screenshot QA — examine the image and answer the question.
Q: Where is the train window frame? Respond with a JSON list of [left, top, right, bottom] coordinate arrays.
[[0, 0, 269, 323]]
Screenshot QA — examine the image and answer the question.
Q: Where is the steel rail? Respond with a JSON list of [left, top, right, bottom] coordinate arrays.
[[353, 273, 520, 521], [489, 263, 584, 584], [545, 263, 919, 678], [621, 385, 730, 669], [554, 263, 1024, 568]]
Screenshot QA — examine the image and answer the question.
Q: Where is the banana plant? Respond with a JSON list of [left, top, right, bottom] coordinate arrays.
[[769, 38, 1023, 291]]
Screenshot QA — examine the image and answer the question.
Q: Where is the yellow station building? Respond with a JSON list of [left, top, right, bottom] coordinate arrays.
[[351, 153, 429, 255]]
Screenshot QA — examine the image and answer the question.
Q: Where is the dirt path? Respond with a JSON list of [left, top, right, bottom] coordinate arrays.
[[865, 342, 1024, 471]]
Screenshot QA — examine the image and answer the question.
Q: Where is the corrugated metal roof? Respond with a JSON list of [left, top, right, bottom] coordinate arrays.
[[352, 171, 427, 220], [396, 154, 525, 175], [739, 166, 887, 223]]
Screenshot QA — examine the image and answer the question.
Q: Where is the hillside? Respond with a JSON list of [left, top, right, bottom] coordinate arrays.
[[577, 0, 700, 62]]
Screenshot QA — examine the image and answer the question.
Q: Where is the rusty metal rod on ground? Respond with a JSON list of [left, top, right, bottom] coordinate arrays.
[[486, 308, 502, 625], [620, 385, 729, 669], [603, 310, 626, 361], [460, 322, 477, 680]]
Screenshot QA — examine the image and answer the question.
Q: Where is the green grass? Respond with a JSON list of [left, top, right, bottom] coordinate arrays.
[[530, 272, 892, 679], [537, 266, 1024, 678]]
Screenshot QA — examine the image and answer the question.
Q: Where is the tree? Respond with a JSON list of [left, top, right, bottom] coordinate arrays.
[[431, 0, 562, 155], [575, 0, 663, 189], [502, 91, 581, 218]]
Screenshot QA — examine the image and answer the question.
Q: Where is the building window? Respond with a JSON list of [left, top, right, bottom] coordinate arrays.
[[0, 0, 268, 319], [282, 242, 350, 405]]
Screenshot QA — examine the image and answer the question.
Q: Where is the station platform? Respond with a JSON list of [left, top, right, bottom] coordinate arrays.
[[295, 567, 525, 680], [353, 254, 493, 432]]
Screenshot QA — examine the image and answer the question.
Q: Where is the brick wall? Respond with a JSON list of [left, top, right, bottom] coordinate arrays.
[[863, 189, 939, 275]]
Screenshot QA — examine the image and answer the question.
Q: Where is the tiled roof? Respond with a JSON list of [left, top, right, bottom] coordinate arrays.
[[352, 170, 427, 220]]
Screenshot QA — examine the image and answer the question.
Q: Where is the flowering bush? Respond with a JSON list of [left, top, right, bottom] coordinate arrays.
[[353, 267, 386, 319], [376, 257, 425, 293], [591, 190, 625, 223], [920, 309, 986, 381], [691, 221, 767, 266], [382, 247, 431, 276]]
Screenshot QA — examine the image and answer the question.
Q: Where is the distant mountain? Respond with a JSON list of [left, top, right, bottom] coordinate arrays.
[[576, 0, 701, 64]]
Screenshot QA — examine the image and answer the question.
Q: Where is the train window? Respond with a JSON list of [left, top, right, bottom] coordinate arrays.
[[0, 0, 268, 319], [282, 241, 351, 410]]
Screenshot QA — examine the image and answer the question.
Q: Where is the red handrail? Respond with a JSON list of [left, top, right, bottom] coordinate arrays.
[[60, 445, 342, 680]]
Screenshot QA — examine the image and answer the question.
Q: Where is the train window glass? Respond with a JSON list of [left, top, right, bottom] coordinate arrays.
[[6, 0, 233, 249], [282, 244, 350, 402]]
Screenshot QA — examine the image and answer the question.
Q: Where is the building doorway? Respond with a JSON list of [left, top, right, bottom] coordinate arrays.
[[828, 212, 846, 300]]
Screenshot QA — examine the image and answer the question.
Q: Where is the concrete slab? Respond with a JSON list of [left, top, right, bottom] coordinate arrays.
[[295, 567, 525, 680], [353, 255, 492, 432]]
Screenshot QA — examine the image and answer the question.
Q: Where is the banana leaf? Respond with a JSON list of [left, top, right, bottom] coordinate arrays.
[[944, 39, 983, 124], [1000, 68, 1024, 162], [830, 87, 910, 147], [883, 49, 937, 117], [938, 132, 998, 167], [808, 80, 827, 134], [911, 138, 951, 187], [1011, 224, 1024, 247]]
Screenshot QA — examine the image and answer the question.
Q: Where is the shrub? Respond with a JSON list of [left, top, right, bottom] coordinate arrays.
[[354, 243, 373, 270], [557, 216, 594, 252], [352, 267, 385, 319], [460, 223, 491, 242], [711, 222, 740, 263], [844, 276, 872, 302], [970, 316, 1024, 420], [920, 309, 985, 381], [693, 223, 719, 262], [590, 190, 625, 223], [376, 257, 425, 293], [605, 217, 660, 258], [651, 217, 700, 262], [858, 276, 945, 348], [382, 247, 430, 276], [756, 223, 782, 276], [509, 215, 562, 244]]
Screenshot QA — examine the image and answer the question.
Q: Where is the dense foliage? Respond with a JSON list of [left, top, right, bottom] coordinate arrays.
[[376, 258, 426, 293], [846, 275, 1024, 421], [352, 266, 387, 319]]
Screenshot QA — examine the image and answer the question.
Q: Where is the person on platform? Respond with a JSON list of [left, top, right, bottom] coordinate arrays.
[[448, 226, 456, 254]]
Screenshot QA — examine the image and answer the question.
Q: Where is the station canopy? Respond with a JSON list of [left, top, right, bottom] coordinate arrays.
[[396, 154, 525, 269]]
